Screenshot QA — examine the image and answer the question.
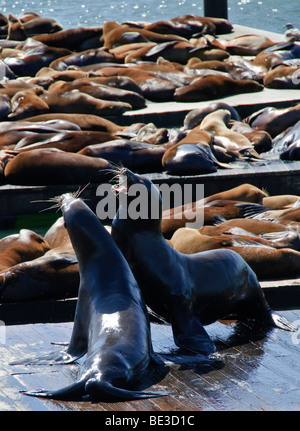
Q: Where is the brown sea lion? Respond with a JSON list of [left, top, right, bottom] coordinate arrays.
[[3, 148, 113, 185], [99, 66, 181, 101], [200, 109, 254, 153], [229, 120, 272, 154], [33, 27, 103, 51], [174, 75, 263, 102], [224, 34, 278, 56], [41, 90, 132, 116], [0, 253, 79, 302], [262, 194, 300, 209], [169, 227, 300, 279], [161, 183, 268, 238], [24, 113, 124, 133], [0, 229, 50, 271], [8, 89, 50, 121], [44, 216, 74, 255], [199, 218, 293, 236], [102, 20, 187, 50], [15, 130, 118, 153], [263, 65, 300, 89], [169, 227, 297, 253], [47, 78, 146, 109], [253, 41, 300, 70]]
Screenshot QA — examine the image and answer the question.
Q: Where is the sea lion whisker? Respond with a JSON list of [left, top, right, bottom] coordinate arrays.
[[39, 203, 62, 213], [73, 182, 91, 199]]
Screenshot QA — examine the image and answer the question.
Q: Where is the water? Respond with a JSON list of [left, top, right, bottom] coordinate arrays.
[[0, 0, 298, 35]]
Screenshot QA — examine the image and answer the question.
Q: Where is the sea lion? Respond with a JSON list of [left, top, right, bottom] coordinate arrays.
[[99, 66, 181, 102], [170, 14, 233, 35], [229, 120, 272, 154], [199, 217, 293, 236], [15, 193, 165, 401], [161, 126, 229, 175], [169, 227, 300, 279], [271, 120, 300, 154], [0, 229, 50, 271], [161, 183, 268, 238], [47, 78, 146, 110], [3, 44, 72, 77], [24, 113, 124, 133], [183, 103, 241, 130], [3, 148, 113, 185], [78, 139, 170, 173], [44, 216, 74, 254], [280, 141, 300, 160], [200, 109, 254, 153], [49, 48, 115, 71], [7, 13, 62, 39], [102, 20, 186, 50], [262, 194, 300, 209], [224, 34, 277, 56], [263, 65, 300, 89], [15, 130, 118, 153], [41, 90, 132, 117], [174, 75, 263, 102], [244, 103, 300, 141], [161, 142, 218, 175], [8, 89, 50, 121], [169, 227, 297, 253], [0, 252, 79, 303], [111, 168, 293, 356], [253, 41, 300, 69], [33, 27, 103, 51], [224, 56, 265, 83]]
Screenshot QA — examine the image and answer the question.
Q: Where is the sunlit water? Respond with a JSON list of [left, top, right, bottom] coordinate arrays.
[[0, 0, 298, 34]]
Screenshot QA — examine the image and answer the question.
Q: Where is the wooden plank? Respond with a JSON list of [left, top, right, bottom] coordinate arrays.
[[1, 310, 300, 411]]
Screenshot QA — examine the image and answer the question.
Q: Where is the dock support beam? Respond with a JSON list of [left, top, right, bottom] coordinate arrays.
[[204, 0, 228, 19]]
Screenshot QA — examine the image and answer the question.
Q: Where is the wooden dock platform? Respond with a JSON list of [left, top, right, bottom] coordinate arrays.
[[1, 309, 300, 412]]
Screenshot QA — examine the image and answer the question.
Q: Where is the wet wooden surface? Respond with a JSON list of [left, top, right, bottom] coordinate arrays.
[[1, 309, 300, 411]]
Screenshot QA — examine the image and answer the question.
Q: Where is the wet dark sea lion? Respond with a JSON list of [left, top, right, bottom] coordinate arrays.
[[111, 169, 293, 355], [79, 139, 170, 173], [14, 193, 165, 401], [244, 104, 300, 138]]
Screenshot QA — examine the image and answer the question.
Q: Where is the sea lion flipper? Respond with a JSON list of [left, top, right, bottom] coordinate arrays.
[[171, 311, 216, 355], [10, 349, 82, 366], [270, 312, 295, 331], [20, 381, 85, 400]]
